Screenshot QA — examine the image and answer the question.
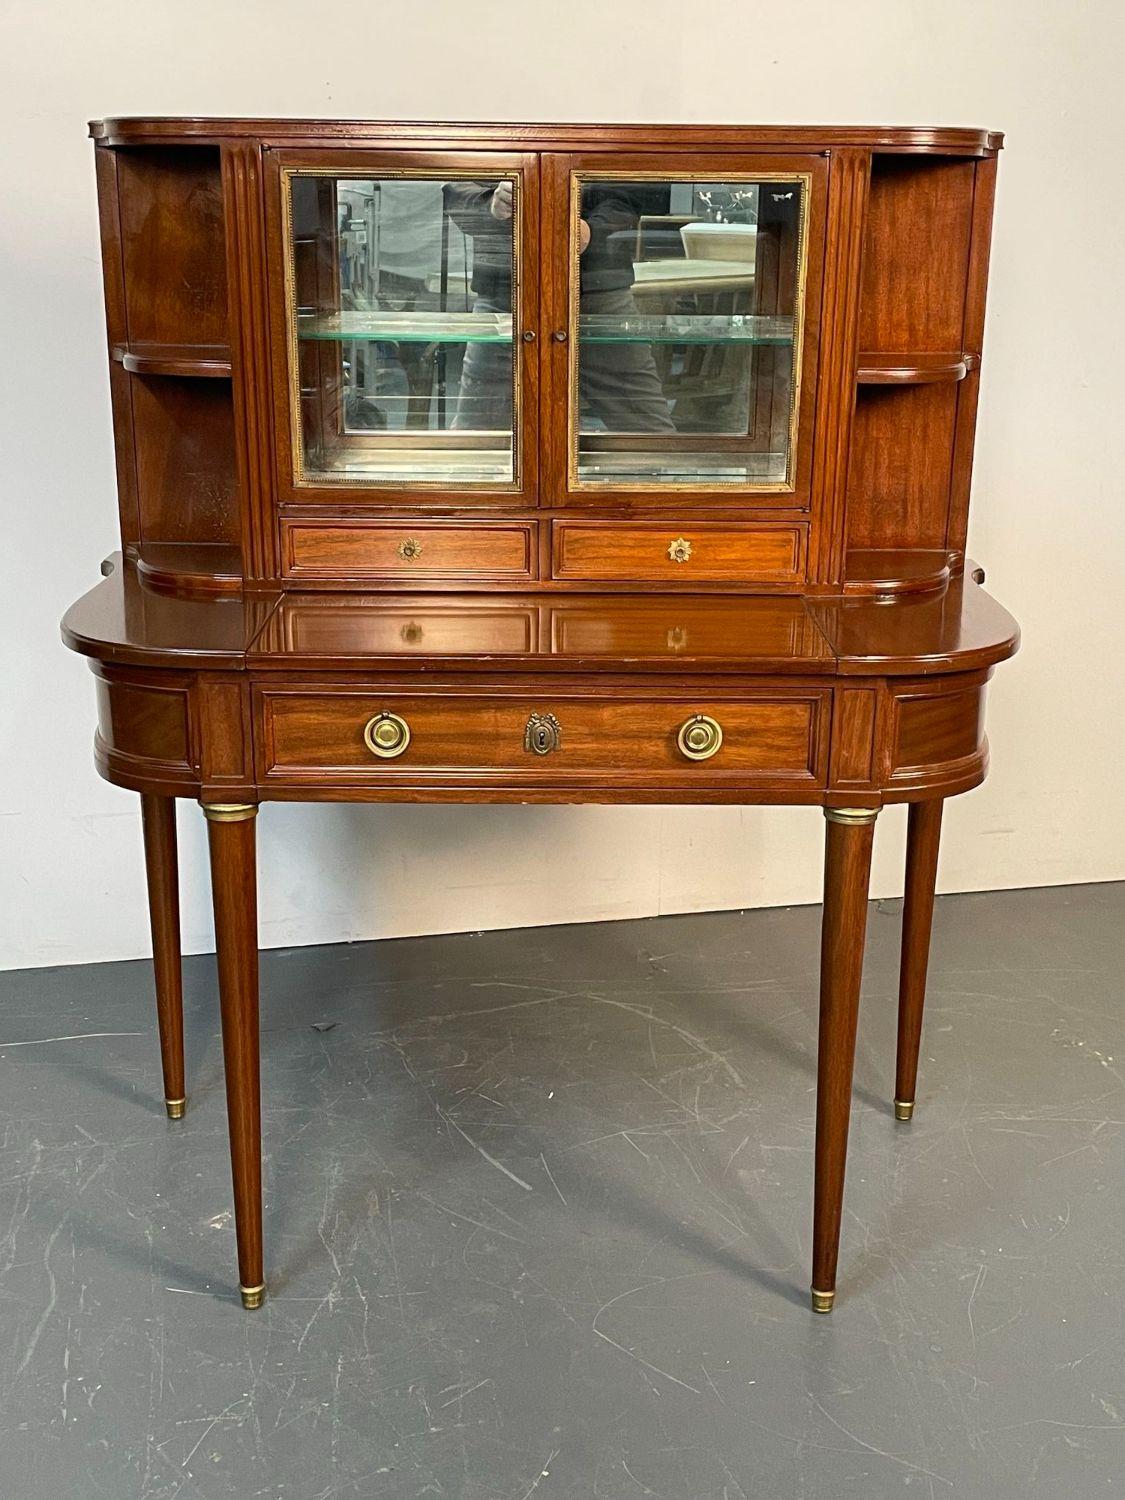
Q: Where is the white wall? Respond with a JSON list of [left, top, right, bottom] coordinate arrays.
[[2, 0, 1123, 970]]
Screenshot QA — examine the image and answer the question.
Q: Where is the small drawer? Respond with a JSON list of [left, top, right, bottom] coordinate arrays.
[[255, 684, 830, 788], [551, 521, 806, 584], [281, 520, 536, 581]]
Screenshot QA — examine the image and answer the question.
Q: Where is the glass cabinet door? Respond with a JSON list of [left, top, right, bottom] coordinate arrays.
[[548, 156, 824, 504], [269, 153, 538, 502]]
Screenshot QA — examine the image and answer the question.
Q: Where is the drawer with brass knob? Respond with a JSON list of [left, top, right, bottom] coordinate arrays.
[[255, 684, 830, 791], [281, 520, 537, 582], [551, 521, 806, 585]]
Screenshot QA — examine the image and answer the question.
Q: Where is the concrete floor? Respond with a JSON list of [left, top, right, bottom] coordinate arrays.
[[0, 882, 1122, 1499]]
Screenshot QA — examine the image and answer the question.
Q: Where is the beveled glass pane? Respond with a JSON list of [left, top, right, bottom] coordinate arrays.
[[571, 175, 807, 489], [286, 173, 520, 486]]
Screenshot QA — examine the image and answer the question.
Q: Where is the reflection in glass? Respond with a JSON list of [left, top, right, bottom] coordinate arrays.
[[287, 175, 519, 485], [572, 176, 806, 488]]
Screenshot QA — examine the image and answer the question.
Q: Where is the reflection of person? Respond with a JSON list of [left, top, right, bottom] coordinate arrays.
[[445, 180, 674, 435]]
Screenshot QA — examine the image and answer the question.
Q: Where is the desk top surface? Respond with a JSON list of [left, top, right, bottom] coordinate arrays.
[[62, 558, 1019, 680]]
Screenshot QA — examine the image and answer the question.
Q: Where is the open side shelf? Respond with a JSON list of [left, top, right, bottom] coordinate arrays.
[[112, 342, 233, 378], [856, 352, 977, 385]]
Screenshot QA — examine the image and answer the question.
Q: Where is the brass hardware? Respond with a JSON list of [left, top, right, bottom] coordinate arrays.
[[667, 537, 693, 563], [552, 329, 567, 343], [201, 803, 258, 824], [894, 1099, 915, 1121], [824, 807, 880, 826], [363, 711, 411, 759], [397, 537, 423, 560], [165, 1097, 186, 1120], [401, 622, 423, 644], [524, 712, 562, 755], [240, 1283, 266, 1311], [666, 626, 689, 652], [522, 329, 536, 343], [677, 714, 723, 762], [810, 1288, 835, 1314]]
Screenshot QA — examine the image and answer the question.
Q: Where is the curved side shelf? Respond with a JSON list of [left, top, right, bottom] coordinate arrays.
[[137, 543, 243, 597], [856, 352, 978, 385], [112, 342, 233, 378], [843, 549, 957, 597]]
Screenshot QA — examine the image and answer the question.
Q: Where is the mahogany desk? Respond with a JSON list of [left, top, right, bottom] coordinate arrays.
[[63, 562, 1018, 1313], [63, 118, 1018, 1313]]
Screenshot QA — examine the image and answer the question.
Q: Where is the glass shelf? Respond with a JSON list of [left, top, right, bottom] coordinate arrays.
[[579, 313, 794, 346], [297, 310, 513, 345], [576, 450, 789, 484]]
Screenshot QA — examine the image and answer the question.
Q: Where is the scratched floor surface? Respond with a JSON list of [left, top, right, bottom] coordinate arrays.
[[0, 882, 1122, 1499]]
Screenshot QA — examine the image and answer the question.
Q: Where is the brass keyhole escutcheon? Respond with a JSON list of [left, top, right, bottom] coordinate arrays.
[[363, 711, 411, 759], [677, 713, 723, 761], [667, 537, 693, 563], [397, 537, 423, 561], [524, 712, 561, 755]]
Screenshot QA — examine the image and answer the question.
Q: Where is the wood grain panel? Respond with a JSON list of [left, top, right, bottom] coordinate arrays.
[[282, 522, 536, 581], [858, 157, 975, 352], [117, 146, 229, 347], [94, 671, 192, 767], [892, 683, 985, 773], [552, 522, 805, 584], [131, 376, 240, 546], [829, 687, 878, 787], [257, 685, 829, 784], [845, 385, 957, 550]]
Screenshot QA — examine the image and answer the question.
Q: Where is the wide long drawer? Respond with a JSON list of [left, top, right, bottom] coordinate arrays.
[[255, 683, 831, 788]]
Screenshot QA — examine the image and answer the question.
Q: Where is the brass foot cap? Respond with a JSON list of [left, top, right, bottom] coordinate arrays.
[[894, 1099, 915, 1121], [165, 1098, 186, 1120], [240, 1283, 266, 1310], [810, 1288, 835, 1314]]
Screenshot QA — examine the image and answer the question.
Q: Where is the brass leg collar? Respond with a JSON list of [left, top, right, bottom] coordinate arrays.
[[894, 1099, 915, 1121], [240, 1282, 266, 1310], [201, 803, 258, 824], [165, 1097, 186, 1120], [811, 1287, 835, 1314], [824, 807, 880, 826]]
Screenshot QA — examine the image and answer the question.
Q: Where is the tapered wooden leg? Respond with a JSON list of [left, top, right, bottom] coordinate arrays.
[[812, 807, 879, 1313], [140, 794, 186, 1119], [895, 799, 944, 1121], [202, 803, 264, 1310]]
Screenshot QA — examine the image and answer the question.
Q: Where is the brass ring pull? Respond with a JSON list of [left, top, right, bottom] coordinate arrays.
[[677, 713, 723, 761], [364, 711, 411, 759]]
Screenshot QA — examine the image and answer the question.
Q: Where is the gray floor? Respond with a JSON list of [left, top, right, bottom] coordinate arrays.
[[0, 883, 1122, 1499]]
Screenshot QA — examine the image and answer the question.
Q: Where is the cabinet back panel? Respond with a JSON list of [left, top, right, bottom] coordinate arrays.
[[845, 384, 957, 550], [858, 157, 975, 352], [132, 376, 240, 546], [117, 147, 229, 347]]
